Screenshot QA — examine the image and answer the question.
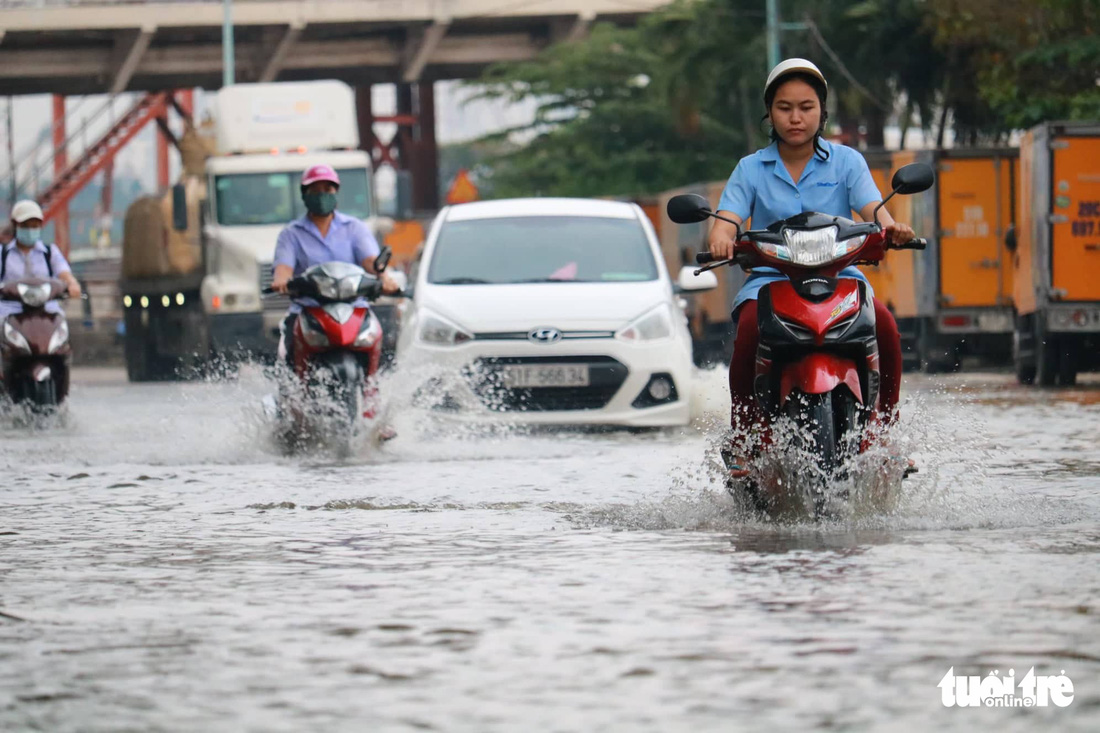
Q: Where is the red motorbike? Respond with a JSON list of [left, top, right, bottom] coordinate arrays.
[[1, 277, 72, 413], [667, 163, 935, 517], [263, 260, 394, 453]]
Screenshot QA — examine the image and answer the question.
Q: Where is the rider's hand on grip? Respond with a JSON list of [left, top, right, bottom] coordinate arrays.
[[894, 238, 927, 250], [696, 252, 716, 265]]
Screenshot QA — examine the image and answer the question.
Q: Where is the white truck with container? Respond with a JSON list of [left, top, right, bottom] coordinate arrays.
[[121, 80, 385, 380]]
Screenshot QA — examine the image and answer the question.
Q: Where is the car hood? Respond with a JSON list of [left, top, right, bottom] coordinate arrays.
[[416, 281, 673, 332]]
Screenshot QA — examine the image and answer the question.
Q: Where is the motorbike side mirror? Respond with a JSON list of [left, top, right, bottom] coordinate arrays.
[[374, 245, 392, 273], [891, 163, 935, 195], [171, 183, 188, 231], [873, 163, 936, 224], [667, 194, 713, 224], [676, 265, 718, 293]]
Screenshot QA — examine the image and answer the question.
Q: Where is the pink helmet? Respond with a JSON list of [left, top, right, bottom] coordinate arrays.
[[300, 164, 340, 188]]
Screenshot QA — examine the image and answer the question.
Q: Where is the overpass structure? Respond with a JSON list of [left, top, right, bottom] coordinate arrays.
[[0, 0, 664, 95], [1, 0, 665, 236]]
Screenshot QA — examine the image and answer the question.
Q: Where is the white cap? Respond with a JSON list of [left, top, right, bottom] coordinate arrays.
[[765, 58, 828, 99], [11, 199, 44, 224]]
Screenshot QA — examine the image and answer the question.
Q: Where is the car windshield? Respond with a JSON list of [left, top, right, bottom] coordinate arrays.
[[428, 216, 658, 285], [214, 168, 371, 225]]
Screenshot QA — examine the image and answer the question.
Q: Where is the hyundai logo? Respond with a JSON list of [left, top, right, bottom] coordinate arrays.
[[528, 327, 563, 344]]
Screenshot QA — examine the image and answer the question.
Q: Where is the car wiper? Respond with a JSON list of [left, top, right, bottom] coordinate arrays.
[[435, 277, 492, 284]]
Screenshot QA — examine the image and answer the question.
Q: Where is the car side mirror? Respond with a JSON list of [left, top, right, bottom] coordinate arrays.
[[386, 270, 409, 294], [667, 194, 713, 224], [677, 265, 718, 292], [375, 245, 392, 273], [171, 183, 188, 231], [891, 163, 935, 195]]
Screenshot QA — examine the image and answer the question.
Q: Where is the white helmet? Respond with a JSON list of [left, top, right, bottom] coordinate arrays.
[[765, 58, 828, 101], [11, 199, 44, 224]]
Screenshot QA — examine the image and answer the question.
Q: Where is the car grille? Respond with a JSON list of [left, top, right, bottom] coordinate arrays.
[[259, 264, 290, 312], [466, 355, 628, 412], [472, 330, 615, 341]]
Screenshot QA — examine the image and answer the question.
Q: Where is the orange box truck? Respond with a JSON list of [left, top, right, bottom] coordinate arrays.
[[885, 148, 1018, 372], [1011, 121, 1100, 385]]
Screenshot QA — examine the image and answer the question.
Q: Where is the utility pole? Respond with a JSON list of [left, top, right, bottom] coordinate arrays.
[[6, 97, 14, 209], [766, 0, 780, 71], [222, 0, 235, 87], [766, 0, 809, 71]]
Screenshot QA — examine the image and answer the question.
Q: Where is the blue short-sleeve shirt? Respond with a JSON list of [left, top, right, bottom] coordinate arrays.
[[718, 140, 883, 311], [273, 210, 380, 313], [0, 240, 72, 317]]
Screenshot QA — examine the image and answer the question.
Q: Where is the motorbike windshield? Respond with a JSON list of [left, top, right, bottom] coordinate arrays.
[[428, 216, 658, 285], [303, 262, 371, 301], [214, 168, 372, 226]]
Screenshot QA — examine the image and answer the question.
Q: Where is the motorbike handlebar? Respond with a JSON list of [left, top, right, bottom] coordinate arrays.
[[892, 238, 927, 250], [695, 252, 716, 265]]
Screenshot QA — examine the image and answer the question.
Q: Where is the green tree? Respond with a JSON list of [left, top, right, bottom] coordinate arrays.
[[928, 0, 1100, 131]]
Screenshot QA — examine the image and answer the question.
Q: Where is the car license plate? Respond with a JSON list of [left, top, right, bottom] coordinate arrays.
[[500, 364, 590, 388]]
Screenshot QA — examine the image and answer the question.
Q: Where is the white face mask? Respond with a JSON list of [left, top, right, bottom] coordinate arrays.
[[16, 227, 41, 246]]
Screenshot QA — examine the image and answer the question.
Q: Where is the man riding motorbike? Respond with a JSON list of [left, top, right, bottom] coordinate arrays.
[[270, 164, 398, 359], [269, 164, 399, 441], [0, 200, 82, 392], [707, 59, 915, 477]]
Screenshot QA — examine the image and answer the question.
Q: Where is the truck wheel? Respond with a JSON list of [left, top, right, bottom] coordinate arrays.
[[1013, 315, 1036, 385], [1057, 344, 1078, 387], [919, 319, 959, 374], [1033, 317, 1059, 387]]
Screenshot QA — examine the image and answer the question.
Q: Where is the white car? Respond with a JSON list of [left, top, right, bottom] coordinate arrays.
[[395, 198, 717, 427]]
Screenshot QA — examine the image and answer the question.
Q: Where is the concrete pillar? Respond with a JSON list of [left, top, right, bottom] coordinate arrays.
[[51, 94, 70, 255]]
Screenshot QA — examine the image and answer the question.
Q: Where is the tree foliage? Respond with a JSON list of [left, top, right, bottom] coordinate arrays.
[[468, 0, 1100, 198]]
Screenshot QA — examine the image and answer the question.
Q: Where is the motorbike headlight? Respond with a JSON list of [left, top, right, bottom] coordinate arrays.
[[48, 319, 70, 354], [3, 320, 31, 353], [616, 304, 673, 342], [17, 282, 52, 308], [337, 274, 363, 300], [353, 312, 383, 348], [298, 312, 330, 347], [768, 226, 867, 267], [418, 311, 473, 346], [313, 275, 339, 300]]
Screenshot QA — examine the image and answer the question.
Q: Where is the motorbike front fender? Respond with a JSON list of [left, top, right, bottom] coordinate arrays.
[[779, 353, 862, 406]]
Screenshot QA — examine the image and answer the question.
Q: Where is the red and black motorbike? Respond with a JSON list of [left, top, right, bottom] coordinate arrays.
[[667, 163, 935, 516], [1, 277, 72, 413], [263, 260, 395, 453]]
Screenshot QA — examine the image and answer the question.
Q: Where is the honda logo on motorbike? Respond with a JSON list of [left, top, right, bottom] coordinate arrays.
[[528, 327, 563, 344]]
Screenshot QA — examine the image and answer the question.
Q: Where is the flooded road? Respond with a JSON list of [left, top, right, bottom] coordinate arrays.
[[1, 367, 1098, 731]]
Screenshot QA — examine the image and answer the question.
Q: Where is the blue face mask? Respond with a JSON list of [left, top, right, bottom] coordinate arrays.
[[15, 227, 41, 246]]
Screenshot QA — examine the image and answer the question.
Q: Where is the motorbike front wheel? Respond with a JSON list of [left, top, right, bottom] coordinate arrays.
[[785, 390, 853, 518]]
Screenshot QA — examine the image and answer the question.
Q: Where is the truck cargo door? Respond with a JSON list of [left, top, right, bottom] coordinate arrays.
[[1052, 137, 1100, 301], [938, 158, 1003, 308]]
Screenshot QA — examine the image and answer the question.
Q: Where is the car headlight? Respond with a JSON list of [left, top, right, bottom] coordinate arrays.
[[353, 312, 383, 348], [760, 226, 868, 267], [48, 320, 70, 354], [616, 304, 673, 342], [3, 320, 31, 353], [418, 311, 473, 346], [17, 282, 52, 308], [298, 312, 330, 347]]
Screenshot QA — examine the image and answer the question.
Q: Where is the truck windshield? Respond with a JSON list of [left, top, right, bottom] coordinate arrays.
[[214, 168, 371, 225], [428, 216, 658, 284]]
